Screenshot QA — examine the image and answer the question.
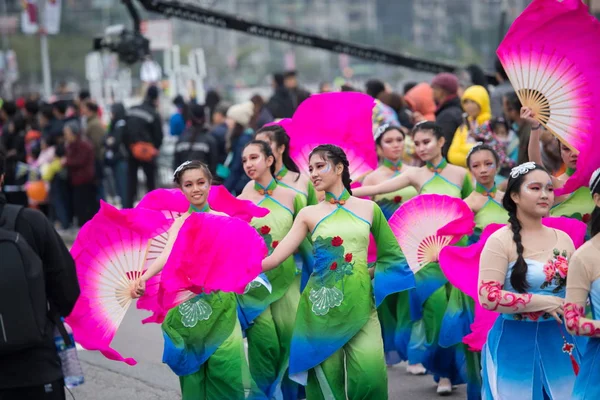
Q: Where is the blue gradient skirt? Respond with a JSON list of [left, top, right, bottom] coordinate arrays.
[[572, 337, 600, 399], [482, 318, 580, 400]]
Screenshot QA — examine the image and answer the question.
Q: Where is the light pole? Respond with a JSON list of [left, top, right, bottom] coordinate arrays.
[[39, 0, 52, 99]]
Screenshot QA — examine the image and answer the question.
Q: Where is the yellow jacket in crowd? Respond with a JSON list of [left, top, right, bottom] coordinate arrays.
[[448, 85, 491, 167]]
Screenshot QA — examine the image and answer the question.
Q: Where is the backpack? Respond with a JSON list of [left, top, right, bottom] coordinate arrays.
[[0, 204, 48, 355]]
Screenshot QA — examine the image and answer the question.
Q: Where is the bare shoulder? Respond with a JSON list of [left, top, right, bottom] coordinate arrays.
[[363, 168, 385, 186], [209, 210, 228, 217], [240, 180, 254, 195], [448, 163, 468, 179], [347, 196, 376, 222]]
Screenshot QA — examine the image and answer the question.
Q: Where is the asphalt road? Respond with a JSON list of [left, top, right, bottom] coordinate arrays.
[[68, 306, 467, 400]]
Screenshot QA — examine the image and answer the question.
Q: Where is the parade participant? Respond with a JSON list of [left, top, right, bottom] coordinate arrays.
[[479, 162, 579, 399], [237, 140, 304, 399], [566, 168, 600, 399], [132, 160, 262, 400], [354, 121, 473, 394], [464, 143, 509, 243], [523, 107, 595, 222], [362, 123, 423, 374], [261, 144, 415, 399], [255, 123, 317, 291]]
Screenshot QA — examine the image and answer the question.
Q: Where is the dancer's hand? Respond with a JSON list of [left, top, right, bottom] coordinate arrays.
[[520, 107, 540, 127], [548, 304, 564, 324], [130, 278, 146, 299]]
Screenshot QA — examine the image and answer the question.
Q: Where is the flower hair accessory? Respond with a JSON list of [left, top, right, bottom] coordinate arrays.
[[466, 142, 484, 158], [510, 161, 537, 179], [173, 161, 192, 178]]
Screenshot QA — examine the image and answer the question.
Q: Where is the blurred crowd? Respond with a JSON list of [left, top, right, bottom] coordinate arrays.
[[0, 62, 561, 233]]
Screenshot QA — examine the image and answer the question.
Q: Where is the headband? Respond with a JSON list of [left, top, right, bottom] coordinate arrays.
[[590, 168, 600, 193], [466, 142, 484, 159], [510, 161, 537, 179], [173, 161, 192, 178]]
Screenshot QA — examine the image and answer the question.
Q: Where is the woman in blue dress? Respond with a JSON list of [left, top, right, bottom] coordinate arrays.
[[566, 168, 600, 400], [479, 161, 580, 399]]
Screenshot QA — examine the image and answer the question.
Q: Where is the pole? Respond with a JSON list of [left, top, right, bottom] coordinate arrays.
[[39, 0, 52, 99], [0, 0, 9, 99]]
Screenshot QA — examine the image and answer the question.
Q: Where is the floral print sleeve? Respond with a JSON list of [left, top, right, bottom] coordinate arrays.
[[565, 245, 600, 337], [479, 233, 563, 314]]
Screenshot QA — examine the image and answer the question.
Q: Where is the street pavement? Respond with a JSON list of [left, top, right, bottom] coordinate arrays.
[[68, 306, 467, 400]]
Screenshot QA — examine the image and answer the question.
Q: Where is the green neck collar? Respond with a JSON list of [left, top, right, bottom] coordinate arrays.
[[426, 158, 448, 173], [566, 167, 576, 177], [383, 158, 403, 173], [325, 189, 351, 205], [189, 203, 211, 213], [475, 182, 497, 198], [275, 165, 289, 181], [254, 178, 278, 196]]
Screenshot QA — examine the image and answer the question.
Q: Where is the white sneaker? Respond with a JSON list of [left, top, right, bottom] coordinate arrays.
[[406, 363, 427, 375], [437, 378, 452, 396]]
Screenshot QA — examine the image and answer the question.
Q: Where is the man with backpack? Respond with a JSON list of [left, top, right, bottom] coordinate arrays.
[[123, 85, 164, 208], [0, 149, 80, 399]]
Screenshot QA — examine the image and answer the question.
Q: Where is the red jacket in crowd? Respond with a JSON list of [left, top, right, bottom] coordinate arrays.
[[65, 137, 95, 186]]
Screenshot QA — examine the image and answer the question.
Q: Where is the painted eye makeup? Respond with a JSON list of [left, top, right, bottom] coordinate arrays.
[[321, 163, 332, 173]]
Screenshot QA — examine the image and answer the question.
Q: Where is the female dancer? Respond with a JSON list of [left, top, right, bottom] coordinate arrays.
[[255, 124, 317, 290], [479, 162, 579, 399], [132, 160, 261, 400], [362, 123, 423, 374], [566, 168, 600, 399], [464, 143, 509, 243], [262, 144, 415, 399], [523, 107, 595, 221], [354, 121, 473, 394], [237, 140, 303, 399], [254, 124, 318, 206]]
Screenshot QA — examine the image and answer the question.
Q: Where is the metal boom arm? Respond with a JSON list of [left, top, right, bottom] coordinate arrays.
[[136, 0, 477, 77]]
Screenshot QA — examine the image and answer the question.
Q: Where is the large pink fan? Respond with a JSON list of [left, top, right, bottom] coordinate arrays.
[[66, 202, 171, 365], [135, 186, 269, 323], [388, 194, 475, 273], [158, 212, 267, 302], [439, 216, 587, 351], [497, 0, 600, 194], [287, 92, 378, 180]]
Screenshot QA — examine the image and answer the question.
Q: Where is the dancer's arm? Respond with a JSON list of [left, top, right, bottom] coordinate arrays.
[[523, 107, 561, 187], [262, 209, 310, 271], [478, 234, 564, 320], [353, 171, 413, 198], [565, 251, 600, 337]]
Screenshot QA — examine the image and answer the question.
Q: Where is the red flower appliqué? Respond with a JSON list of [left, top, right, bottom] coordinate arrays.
[[344, 253, 353, 262], [272, 240, 279, 248], [582, 213, 592, 223], [330, 262, 338, 270], [331, 236, 343, 247], [543, 263, 555, 283], [260, 225, 271, 235], [555, 256, 569, 279], [393, 196, 403, 204]]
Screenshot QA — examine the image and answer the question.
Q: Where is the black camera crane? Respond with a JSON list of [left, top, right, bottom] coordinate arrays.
[[134, 0, 494, 80]]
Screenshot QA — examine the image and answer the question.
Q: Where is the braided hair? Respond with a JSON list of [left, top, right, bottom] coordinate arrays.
[[243, 139, 277, 177], [173, 160, 213, 186], [502, 162, 549, 293], [589, 168, 600, 237], [255, 124, 301, 181], [309, 144, 353, 195]]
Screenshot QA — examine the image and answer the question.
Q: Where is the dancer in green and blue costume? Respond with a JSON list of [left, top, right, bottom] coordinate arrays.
[[362, 123, 423, 374], [132, 161, 263, 400], [262, 144, 415, 399], [237, 140, 305, 400], [354, 121, 473, 395], [255, 124, 318, 292]]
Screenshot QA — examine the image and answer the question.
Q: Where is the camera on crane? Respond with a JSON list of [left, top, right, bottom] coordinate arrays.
[[93, 25, 150, 65]]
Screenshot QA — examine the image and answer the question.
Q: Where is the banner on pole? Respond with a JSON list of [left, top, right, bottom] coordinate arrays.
[[21, 0, 62, 35]]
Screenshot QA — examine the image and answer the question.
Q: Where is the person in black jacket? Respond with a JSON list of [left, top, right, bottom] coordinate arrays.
[[431, 72, 463, 158], [1, 101, 28, 206], [104, 103, 129, 206], [0, 150, 80, 400], [173, 104, 218, 176], [266, 73, 295, 119], [123, 85, 164, 208]]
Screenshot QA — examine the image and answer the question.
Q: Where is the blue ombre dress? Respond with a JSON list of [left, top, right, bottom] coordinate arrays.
[[481, 228, 580, 400]]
